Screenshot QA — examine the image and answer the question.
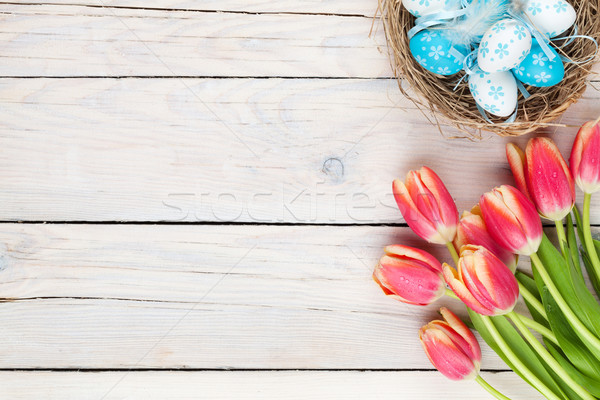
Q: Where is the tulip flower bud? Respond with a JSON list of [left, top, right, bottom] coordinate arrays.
[[570, 120, 600, 194], [454, 206, 518, 273], [393, 167, 459, 244], [443, 245, 520, 316], [506, 138, 575, 220], [420, 307, 482, 380], [480, 185, 543, 256], [373, 245, 445, 306]]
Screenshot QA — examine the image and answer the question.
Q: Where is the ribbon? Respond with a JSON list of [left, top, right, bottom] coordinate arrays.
[[454, 48, 530, 124], [553, 25, 579, 49], [507, 9, 556, 62], [453, 49, 478, 91], [552, 27, 599, 65], [407, 7, 467, 40]]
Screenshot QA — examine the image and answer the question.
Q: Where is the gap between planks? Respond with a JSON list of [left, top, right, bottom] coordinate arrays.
[[0, 370, 541, 400], [0, 223, 560, 370], [0, 2, 375, 18], [1, 78, 599, 223]]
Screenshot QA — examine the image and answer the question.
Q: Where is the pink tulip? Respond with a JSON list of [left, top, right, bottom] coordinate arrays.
[[480, 185, 543, 256], [393, 167, 458, 244], [420, 307, 482, 380], [570, 120, 600, 194], [443, 245, 519, 316], [454, 206, 518, 272], [506, 138, 575, 220], [373, 245, 445, 306]]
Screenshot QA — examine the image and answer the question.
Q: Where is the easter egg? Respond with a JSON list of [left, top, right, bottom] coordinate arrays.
[[478, 19, 532, 73], [402, 0, 461, 18], [523, 0, 576, 38], [512, 41, 564, 87], [409, 29, 469, 76], [469, 68, 518, 117]]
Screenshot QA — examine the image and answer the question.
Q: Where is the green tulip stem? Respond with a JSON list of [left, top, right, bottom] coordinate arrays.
[[554, 219, 567, 257], [475, 375, 512, 400], [583, 193, 600, 283], [480, 316, 562, 400], [445, 241, 459, 265], [508, 311, 596, 400], [513, 313, 558, 345], [530, 252, 600, 354], [517, 281, 548, 320], [445, 288, 459, 300]]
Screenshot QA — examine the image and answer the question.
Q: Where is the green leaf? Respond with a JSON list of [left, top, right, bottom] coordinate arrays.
[[468, 309, 567, 399], [542, 287, 600, 380], [586, 240, 600, 298], [574, 207, 585, 243], [516, 271, 549, 327], [566, 213, 583, 279], [546, 341, 600, 397], [572, 208, 600, 297], [535, 235, 600, 338]]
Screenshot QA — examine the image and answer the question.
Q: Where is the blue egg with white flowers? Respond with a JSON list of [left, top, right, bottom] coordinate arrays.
[[409, 29, 469, 76], [511, 40, 564, 87]]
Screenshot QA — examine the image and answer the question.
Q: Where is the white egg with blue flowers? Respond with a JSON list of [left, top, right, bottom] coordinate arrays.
[[478, 19, 532, 73], [469, 68, 518, 117], [523, 0, 576, 38]]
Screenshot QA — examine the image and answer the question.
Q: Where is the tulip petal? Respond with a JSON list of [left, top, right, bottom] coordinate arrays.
[[497, 186, 542, 253], [419, 166, 459, 241], [570, 122, 589, 184], [525, 138, 574, 220], [465, 249, 518, 314], [428, 321, 477, 365], [440, 307, 482, 363], [375, 255, 444, 306], [384, 245, 443, 273], [454, 211, 517, 272], [443, 263, 493, 315], [459, 254, 499, 312], [506, 143, 530, 198], [393, 179, 443, 243], [480, 190, 528, 254], [407, 171, 443, 229], [481, 186, 542, 255], [579, 124, 600, 193], [420, 327, 478, 380]]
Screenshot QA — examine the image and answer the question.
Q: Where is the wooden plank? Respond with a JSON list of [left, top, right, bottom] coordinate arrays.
[[0, 223, 544, 369], [1, 78, 600, 223], [0, 371, 540, 399], [1, 3, 598, 78], [4, 0, 380, 15], [0, 4, 392, 78]]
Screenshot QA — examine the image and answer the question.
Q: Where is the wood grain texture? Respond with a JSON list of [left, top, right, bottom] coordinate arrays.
[[3, 0, 379, 15], [0, 4, 391, 78], [1, 78, 600, 223], [0, 371, 541, 400], [0, 223, 544, 369]]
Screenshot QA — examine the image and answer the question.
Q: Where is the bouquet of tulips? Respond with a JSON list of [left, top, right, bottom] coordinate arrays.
[[373, 119, 600, 400]]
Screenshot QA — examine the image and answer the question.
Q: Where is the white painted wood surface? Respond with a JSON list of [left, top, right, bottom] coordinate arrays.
[[0, 4, 391, 77], [1, 78, 600, 223], [2, 0, 384, 14], [0, 371, 541, 400], [1, 0, 599, 398], [0, 223, 543, 370]]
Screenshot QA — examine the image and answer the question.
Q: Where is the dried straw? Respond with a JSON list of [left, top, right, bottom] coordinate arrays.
[[378, 0, 600, 137]]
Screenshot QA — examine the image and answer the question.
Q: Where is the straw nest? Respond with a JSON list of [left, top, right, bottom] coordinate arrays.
[[378, 0, 600, 137]]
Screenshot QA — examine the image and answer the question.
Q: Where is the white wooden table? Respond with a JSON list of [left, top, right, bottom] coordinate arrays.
[[0, 1, 598, 399]]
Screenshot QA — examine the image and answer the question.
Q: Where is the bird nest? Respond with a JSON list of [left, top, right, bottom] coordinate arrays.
[[378, 0, 600, 136]]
